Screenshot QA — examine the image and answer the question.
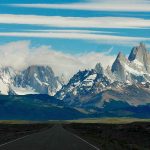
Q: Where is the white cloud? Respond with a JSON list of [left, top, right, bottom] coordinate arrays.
[[29, 29, 115, 34], [0, 41, 115, 79], [0, 14, 150, 29], [0, 31, 149, 46], [9, 0, 150, 12]]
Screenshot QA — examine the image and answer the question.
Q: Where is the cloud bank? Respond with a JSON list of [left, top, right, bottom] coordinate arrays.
[[1, 14, 150, 29], [10, 0, 150, 12], [0, 41, 115, 79], [0, 31, 149, 47]]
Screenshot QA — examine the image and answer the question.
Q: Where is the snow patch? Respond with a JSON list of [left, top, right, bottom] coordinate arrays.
[[56, 81, 62, 92], [85, 74, 97, 81], [0, 79, 9, 94], [124, 64, 144, 75], [73, 89, 77, 95], [34, 73, 42, 85], [12, 86, 38, 95], [133, 59, 144, 66]]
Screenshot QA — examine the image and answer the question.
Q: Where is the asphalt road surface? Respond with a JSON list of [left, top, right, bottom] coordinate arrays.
[[0, 124, 99, 150]]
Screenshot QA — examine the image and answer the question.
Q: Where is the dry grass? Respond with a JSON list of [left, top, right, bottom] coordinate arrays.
[[67, 117, 150, 124]]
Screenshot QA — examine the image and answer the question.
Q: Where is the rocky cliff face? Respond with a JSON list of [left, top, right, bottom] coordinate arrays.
[[128, 43, 150, 73], [111, 52, 127, 82]]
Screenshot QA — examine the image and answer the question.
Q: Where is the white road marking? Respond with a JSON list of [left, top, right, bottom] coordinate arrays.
[[0, 134, 31, 147], [72, 133, 100, 150], [0, 128, 49, 147]]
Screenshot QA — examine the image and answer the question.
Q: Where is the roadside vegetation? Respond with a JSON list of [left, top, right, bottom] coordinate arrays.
[[64, 121, 150, 150], [0, 122, 53, 145]]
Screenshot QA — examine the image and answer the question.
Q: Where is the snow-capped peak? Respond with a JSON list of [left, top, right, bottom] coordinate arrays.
[[56, 66, 111, 103], [111, 43, 150, 83], [0, 65, 64, 96]]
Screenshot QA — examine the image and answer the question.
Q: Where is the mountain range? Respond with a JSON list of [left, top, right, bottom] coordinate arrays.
[[0, 65, 63, 96], [56, 43, 150, 105], [0, 42, 150, 120]]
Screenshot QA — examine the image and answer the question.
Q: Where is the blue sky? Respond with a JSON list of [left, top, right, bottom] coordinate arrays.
[[0, 0, 150, 77], [0, 0, 150, 54]]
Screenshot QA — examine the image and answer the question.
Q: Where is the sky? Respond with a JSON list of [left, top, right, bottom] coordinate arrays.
[[0, 0, 150, 78]]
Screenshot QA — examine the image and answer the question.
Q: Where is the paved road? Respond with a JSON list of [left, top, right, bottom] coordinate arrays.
[[0, 124, 99, 150]]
